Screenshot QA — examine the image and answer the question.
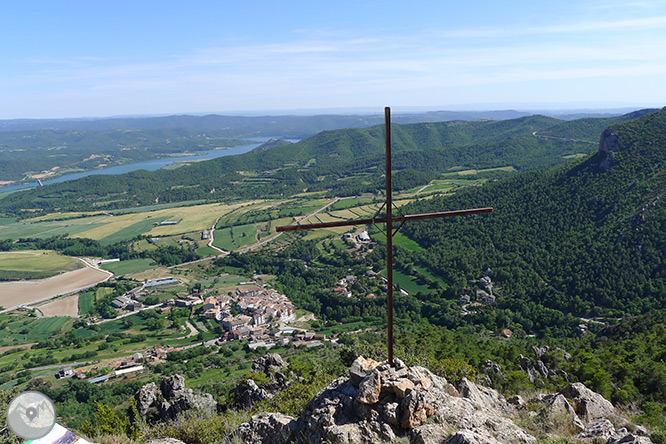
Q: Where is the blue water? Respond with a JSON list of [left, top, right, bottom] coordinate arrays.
[[0, 142, 265, 194]]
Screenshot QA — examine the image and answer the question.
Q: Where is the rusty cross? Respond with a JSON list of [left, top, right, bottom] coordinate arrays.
[[277, 107, 493, 365]]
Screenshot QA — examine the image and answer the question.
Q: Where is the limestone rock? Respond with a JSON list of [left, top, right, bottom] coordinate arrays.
[[400, 391, 436, 429], [236, 379, 272, 409], [229, 356, 635, 444], [349, 356, 381, 387], [251, 353, 288, 373], [519, 355, 541, 383], [135, 382, 159, 416], [598, 129, 620, 171], [233, 412, 296, 444], [296, 377, 395, 444], [357, 369, 382, 404], [574, 418, 616, 442], [392, 379, 416, 398], [458, 377, 501, 408], [560, 382, 616, 422], [159, 389, 216, 420], [538, 394, 584, 434], [444, 429, 505, 444], [136, 374, 216, 422], [160, 374, 185, 400], [607, 434, 654, 444], [379, 402, 399, 425]]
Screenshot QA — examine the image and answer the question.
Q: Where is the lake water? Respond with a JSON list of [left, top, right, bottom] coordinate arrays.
[[0, 139, 298, 194]]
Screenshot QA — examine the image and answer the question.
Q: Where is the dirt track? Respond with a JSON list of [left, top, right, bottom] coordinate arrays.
[[0, 267, 110, 311]]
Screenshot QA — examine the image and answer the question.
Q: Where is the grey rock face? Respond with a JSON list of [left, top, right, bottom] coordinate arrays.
[[538, 394, 585, 434], [560, 382, 616, 422], [598, 129, 620, 171], [349, 356, 380, 387], [135, 382, 159, 416], [236, 379, 272, 409], [357, 369, 382, 404], [574, 418, 616, 442], [251, 353, 288, 373], [135, 374, 216, 422], [233, 412, 297, 444], [160, 374, 185, 400]]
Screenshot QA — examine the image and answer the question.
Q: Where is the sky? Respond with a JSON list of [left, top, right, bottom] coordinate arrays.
[[1, 0, 666, 119]]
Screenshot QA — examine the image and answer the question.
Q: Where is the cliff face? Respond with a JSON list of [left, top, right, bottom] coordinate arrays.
[[597, 129, 619, 171], [227, 356, 653, 444]]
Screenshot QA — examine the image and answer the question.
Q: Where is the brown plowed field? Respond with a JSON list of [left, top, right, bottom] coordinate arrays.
[[38, 294, 80, 317], [0, 267, 110, 310]]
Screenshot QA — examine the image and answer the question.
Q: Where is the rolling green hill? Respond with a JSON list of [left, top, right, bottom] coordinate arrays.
[[0, 111, 648, 215], [399, 107, 666, 331]]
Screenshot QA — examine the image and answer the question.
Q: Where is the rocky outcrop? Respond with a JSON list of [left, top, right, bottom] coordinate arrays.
[[235, 379, 272, 409], [233, 412, 297, 444], [135, 374, 216, 422], [136, 382, 160, 416], [575, 419, 653, 443], [519, 346, 568, 383], [230, 355, 652, 444], [560, 382, 616, 422], [251, 353, 288, 374], [598, 129, 620, 171], [233, 353, 295, 409]]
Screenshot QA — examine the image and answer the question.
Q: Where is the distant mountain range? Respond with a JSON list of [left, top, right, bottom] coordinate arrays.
[[0, 109, 640, 137], [0, 110, 654, 215]]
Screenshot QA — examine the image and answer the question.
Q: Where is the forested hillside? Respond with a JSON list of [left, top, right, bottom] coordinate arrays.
[[0, 112, 644, 215], [401, 107, 666, 325]]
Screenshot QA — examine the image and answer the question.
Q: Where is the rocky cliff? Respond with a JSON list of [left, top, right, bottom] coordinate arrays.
[[228, 356, 652, 444]]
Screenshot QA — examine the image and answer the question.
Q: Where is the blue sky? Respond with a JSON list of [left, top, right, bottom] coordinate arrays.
[[2, 0, 666, 118]]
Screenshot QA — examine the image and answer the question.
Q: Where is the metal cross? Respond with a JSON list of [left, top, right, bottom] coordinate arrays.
[[277, 107, 493, 365]]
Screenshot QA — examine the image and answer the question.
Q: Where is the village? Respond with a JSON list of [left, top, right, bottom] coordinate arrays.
[[66, 278, 337, 383]]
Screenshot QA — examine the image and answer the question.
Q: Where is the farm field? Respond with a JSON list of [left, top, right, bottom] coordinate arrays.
[[212, 223, 258, 250], [0, 267, 111, 311], [0, 315, 71, 346], [0, 250, 82, 280], [78, 291, 95, 315], [380, 268, 431, 295], [101, 258, 156, 276], [37, 294, 79, 317]]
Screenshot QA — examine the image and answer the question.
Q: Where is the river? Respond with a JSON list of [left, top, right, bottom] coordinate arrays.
[[0, 138, 298, 194]]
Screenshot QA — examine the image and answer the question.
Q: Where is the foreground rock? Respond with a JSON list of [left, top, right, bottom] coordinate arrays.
[[230, 354, 655, 444]]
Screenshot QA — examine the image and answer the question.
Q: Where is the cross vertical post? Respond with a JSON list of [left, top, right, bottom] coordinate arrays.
[[276, 107, 493, 366], [384, 107, 394, 365]]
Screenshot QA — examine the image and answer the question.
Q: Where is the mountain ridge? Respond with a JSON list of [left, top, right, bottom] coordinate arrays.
[[0, 111, 648, 215]]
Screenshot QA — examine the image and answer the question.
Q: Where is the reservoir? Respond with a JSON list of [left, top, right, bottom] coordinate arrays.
[[0, 141, 271, 194]]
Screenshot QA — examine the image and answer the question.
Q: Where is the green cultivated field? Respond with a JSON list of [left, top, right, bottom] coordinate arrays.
[[392, 232, 425, 252], [213, 223, 258, 250], [381, 269, 431, 295], [78, 291, 95, 315], [98, 217, 166, 245], [0, 251, 81, 280], [101, 258, 156, 276], [0, 316, 70, 346]]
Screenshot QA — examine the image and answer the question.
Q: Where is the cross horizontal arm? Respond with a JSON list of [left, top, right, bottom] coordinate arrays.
[[276, 207, 493, 232]]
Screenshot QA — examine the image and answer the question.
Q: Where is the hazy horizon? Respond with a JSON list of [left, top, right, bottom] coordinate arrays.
[[2, 1, 665, 119]]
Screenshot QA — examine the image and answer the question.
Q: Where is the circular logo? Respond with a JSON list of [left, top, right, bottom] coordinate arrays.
[[6, 391, 56, 439]]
